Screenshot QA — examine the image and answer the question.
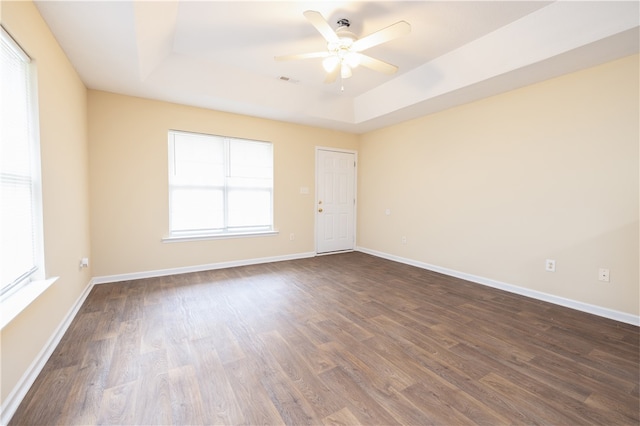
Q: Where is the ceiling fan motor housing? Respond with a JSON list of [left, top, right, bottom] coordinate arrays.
[[323, 18, 360, 77], [328, 21, 358, 54]]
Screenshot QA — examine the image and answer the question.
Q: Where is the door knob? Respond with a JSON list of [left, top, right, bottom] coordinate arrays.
[[318, 208, 323, 213]]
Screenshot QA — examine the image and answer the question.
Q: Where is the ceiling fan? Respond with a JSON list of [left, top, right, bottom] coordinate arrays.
[[275, 10, 411, 85]]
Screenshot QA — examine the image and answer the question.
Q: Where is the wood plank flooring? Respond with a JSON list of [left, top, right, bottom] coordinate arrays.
[[9, 252, 639, 425]]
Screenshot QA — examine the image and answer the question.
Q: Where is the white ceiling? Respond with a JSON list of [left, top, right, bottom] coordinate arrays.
[[34, 1, 639, 134]]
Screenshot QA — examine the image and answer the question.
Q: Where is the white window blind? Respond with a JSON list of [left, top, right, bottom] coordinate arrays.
[[168, 130, 273, 237], [0, 27, 44, 297]]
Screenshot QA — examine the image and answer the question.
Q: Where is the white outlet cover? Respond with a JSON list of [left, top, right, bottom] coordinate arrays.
[[598, 268, 610, 282], [545, 259, 556, 272]]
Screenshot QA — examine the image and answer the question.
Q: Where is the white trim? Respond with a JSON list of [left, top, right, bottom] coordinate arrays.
[[0, 277, 58, 330], [1, 26, 31, 62], [316, 249, 354, 256], [0, 25, 47, 304], [315, 146, 359, 155], [0, 278, 95, 425], [1, 251, 313, 422], [356, 246, 639, 327], [314, 146, 358, 255], [162, 229, 279, 243], [92, 251, 316, 284]]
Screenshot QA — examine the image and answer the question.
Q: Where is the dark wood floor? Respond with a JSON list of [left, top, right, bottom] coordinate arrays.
[[10, 252, 639, 425]]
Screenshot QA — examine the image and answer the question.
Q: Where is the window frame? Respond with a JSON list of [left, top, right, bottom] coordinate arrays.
[[0, 26, 55, 329], [164, 130, 277, 242]]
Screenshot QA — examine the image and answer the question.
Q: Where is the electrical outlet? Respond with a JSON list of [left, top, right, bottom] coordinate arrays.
[[401, 236, 407, 244], [289, 233, 295, 241], [545, 259, 556, 272], [598, 268, 610, 282]]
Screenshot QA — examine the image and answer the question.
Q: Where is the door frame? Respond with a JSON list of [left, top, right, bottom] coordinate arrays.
[[314, 146, 358, 255]]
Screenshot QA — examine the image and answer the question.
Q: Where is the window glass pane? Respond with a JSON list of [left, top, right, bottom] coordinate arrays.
[[172, 133, 224, 186], [227, 189, 272, 228], [1, 27, 40, 293], [1, 36, 30, 177], [168, 131, 274, 236], [170, 188, 223, 231], [227, 176, 272, 189], [0, 179, 35, 285], [229, 139, 272, 179]]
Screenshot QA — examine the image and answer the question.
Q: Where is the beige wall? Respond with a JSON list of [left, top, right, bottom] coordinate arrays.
[[358, 54, 639, 316], [88, 91, 358, 277], [1, 0, 91, 403], [1, 0, 638, 416]]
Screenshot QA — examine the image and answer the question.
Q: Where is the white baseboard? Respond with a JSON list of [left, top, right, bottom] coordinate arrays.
[[4, 247, 634, 424], [1, 278, 95, 425], [92, 251, 317, 284], [356, 246, 639, 327]]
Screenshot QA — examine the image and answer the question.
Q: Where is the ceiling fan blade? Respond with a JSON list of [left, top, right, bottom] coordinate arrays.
[[275, 52, 329, 61], [324, 65, 340, 83], [357, 54, 399, 75], [303, 10, 339, 43], [352, 21, 411, 52]]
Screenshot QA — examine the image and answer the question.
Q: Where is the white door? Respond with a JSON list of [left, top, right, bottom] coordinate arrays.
[[316, 149, 356, 254]]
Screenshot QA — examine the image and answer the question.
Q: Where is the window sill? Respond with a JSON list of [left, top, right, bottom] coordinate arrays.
[[162, 229, 279, 243], [0, 277, 58, 330]]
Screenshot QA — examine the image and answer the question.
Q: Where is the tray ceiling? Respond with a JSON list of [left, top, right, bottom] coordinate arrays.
[[34, 1, 639, 133]]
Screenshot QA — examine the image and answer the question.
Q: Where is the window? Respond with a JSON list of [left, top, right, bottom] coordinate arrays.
[[0, 27, 45, 299], [167, 130, 274, 240]]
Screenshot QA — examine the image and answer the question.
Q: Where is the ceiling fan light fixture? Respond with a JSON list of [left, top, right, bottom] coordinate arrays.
[[322, 55, 340, 72], [345, 52, 360, 68], [341, 63, 352, 79]]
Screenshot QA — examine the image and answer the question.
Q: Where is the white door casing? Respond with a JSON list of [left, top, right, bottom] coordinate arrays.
[[316, 148, 356, 254]]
